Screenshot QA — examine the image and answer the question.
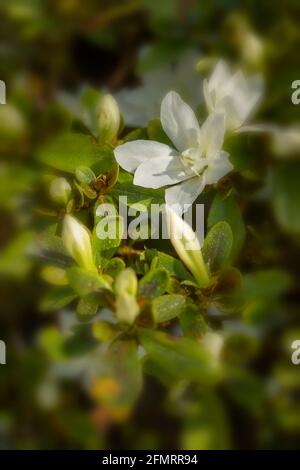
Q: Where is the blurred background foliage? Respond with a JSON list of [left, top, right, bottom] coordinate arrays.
[[0, 0, 300, 450]]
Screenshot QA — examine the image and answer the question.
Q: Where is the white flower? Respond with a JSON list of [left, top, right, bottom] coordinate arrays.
[[62, 215, 95, 272], [203, 60, 263, 132], [166, 205, 210, 287], [114, 91, 232, 213]]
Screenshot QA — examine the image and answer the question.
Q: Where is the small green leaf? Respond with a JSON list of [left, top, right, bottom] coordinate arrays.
[[75, 166, 96, 184], [111, 181, 164, 209], [208, 193, 245, 261], [67, 267, 110, 296], [39, 327, 67, 361], [153, 294, 186, 323], [81, 87, 102, 135], [76, 293, 100, 322], [92, 321, 119, 342], [203, 221, 233, 272], [103, 257, 126, 278], [0, 231, 34, 280], [93, 215, 124, 266], [39, 286, 77, 312], [179, 301, 208, 339], [138, 268, 168, 299], [145, 249, 193, 281], [40, 266, 68, 286], [271, 161, 300, 235]]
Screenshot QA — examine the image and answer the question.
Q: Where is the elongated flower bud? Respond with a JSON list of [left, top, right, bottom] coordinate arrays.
[[114, 268, 139, 324], [49, 177, 72, 206], [62, 215, 95, 271], [97, 94, 120, 144], [166, 205, 210, 288]]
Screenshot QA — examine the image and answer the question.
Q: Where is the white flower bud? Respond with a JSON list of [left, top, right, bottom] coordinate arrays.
[[114, 268, 139, 324], [166, 205, 210, 288], [49, 177, 72, 206], [62, 215, 95, 271], [241, 33, 264, 69], [97, 94, 120, 144]]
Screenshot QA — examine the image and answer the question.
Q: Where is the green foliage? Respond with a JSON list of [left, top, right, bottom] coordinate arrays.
[[179, 302, 208, 339], [93, 214, 124, 266], [111, 181, 164, 208], [66, 267, 111, 296], [39, 286, 77, 312], [76, 294, 101, 322], [203, 221, 233, 272], [38, 133, 115, 174], [138, 268, 169, 300], [208, 193, 246, 261], [145, 249, 193, 281], [152, 294, 186, 322], [140, 329, 220, 385], [271, 161, 300, 235]]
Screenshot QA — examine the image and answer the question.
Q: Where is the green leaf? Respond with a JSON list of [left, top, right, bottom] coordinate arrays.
[[38, 133, 115, 174], [75, 166, 96, 184], [271, 161, 300, 235], [208, 193, 246, 261], [92, 321, 119, 342], [76, 293, 100, 322], [0, 231, 34, 280], [145, 249, 193, 281], [138, 268, 168, 299], [111, 181, 164, 209], [103, 257, 126, 278], [203, 221, 233, 272], [39, 286, 77, 312], [93, 215, 124, 266], [152, 294, 186, 322], [39, 327, 68, 361], [67, 267, 111, 296], [179, 301, 208, 339], [140, 329, 220, 385], [81, 87, 102, 136]]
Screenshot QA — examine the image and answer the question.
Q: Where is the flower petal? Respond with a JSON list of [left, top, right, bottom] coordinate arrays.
[[160, 91, 201, 152], [133, 153, 189, 189], [203, 78, 214, 113], [205, 151, 233, 185], [114, 140, 174, 173], [165, 176, 205, 213], [207, 60, 231, 96], [200, 113, 225, 159]]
